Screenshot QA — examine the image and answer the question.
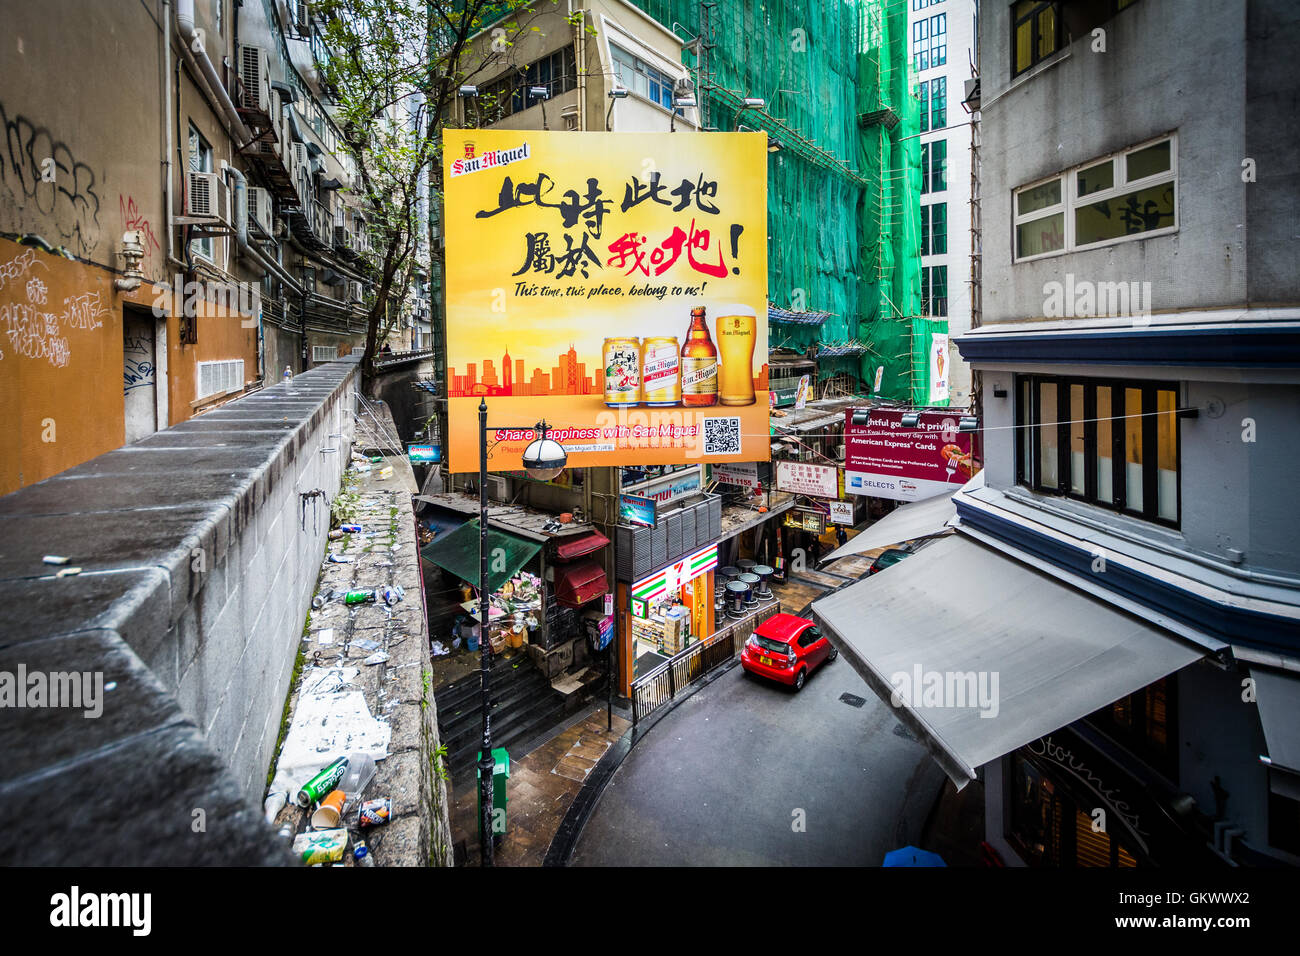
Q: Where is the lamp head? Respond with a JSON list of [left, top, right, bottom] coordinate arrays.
[[522, 421, 566, 481]]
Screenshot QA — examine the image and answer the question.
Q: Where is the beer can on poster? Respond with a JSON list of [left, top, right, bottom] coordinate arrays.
[[641, 336, 681, 406], [603, 338, 641, 407]]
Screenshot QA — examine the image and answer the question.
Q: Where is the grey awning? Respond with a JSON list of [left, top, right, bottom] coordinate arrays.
[[824, 472, 982, 561], [812, 534, 1206, 789], [1252, 667, 1300, 788]]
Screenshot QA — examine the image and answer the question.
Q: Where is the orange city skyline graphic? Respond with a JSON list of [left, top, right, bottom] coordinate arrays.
[[447, 345, 768, 398]]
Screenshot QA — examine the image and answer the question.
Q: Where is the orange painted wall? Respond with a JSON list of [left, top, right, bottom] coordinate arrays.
[[0, 239, 259, 495]]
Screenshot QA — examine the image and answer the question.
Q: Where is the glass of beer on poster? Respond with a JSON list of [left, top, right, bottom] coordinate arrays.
[[716, 304, 757, 406]]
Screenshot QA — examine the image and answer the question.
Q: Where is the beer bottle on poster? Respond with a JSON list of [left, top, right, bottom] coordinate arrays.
[[716, 304, 757, 406], [680, 306, 718, 406]]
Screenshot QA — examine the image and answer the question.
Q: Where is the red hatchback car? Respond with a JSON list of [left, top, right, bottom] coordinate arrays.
[[740, 613, 838, 691]]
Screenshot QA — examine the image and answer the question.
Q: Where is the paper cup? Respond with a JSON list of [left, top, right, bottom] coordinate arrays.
[[311, 789, 346, 829]]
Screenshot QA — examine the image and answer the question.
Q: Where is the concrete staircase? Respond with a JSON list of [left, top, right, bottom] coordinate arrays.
[[435, 652, 568, 780]]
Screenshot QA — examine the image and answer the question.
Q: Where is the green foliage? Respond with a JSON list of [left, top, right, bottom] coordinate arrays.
[[331, 469, 363, 528]]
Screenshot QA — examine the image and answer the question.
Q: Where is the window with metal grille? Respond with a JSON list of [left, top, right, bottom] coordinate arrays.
[[196, 359, 244, 400], [312, 345, 338, 363]]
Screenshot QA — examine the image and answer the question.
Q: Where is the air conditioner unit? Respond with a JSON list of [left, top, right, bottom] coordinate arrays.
[[239, 45, 271, 112], [350, 280, 364, 302], [292, 0, 311, 32], [248, 186, 274, 234], [485, 476, 507, 501], [186, 170, 222, 218], [834, 443, 846, 461]]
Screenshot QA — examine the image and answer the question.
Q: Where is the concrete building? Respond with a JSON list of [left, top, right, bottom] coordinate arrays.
[[0, 0, 374, 495], [816, 0, 1300, 866], [909, 0, 978, 410]]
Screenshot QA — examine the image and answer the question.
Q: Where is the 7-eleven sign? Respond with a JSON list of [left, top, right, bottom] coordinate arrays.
[[632, 544, 719, 605]]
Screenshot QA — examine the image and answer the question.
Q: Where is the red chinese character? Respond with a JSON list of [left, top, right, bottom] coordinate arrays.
[[607, 232, 649, 276]]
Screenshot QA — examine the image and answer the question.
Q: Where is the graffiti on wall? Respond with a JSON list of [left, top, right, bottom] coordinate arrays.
[[120, 194, 161, 269], [123, 332, 155, 394], [0, 247, 107, 367], [0, 101, 104, 258]]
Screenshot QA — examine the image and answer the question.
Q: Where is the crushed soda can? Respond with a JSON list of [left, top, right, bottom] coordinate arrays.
[[358, 798, 391, 828], [378, 585, 404, 606], [340, 523, 362, 533]]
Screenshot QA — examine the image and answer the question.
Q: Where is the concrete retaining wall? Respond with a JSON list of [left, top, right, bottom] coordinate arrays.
[[0, 360, 359, 863]]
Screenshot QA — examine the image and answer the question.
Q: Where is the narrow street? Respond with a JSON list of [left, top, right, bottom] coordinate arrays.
[[571, 622, 946, 867]]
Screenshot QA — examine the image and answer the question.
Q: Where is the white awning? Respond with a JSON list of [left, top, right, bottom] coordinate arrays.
[[823, 472, 982, 561], [1252, 667, 1300, 789], [812, 534, 1207, 789]]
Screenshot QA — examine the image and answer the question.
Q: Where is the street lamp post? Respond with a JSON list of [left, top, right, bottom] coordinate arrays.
[[476, 402, 567, 866]]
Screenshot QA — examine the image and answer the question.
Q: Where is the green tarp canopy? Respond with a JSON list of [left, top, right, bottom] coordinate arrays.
[[419, 518, 541, 593]]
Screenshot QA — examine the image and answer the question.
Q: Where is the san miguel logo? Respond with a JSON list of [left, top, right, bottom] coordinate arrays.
[[449, 141, 532, 178]]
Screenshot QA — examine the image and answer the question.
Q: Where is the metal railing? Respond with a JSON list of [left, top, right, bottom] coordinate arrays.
[[631, 601, 783, 730]]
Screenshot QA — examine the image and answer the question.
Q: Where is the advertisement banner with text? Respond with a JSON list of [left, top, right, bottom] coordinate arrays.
[[443, 130, 770, 471], [844, 408, 981, 501]]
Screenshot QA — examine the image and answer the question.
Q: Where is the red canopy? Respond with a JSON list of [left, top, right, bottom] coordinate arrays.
[[553, 560, 609, 608], [551, 530, 611, 563]]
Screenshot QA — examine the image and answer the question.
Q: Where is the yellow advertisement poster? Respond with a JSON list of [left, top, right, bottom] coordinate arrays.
[[442, 129, 769, 471]]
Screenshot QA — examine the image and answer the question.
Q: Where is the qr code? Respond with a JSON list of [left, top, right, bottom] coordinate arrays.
[[702, 416, 742, 455]]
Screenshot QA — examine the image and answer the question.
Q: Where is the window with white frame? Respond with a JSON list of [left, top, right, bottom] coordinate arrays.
[[913, 13, 947, 71], [1013, 135, 1177, 261], [188, 124, 214, 263], [921, 140, 947, 194], [197, 359, 244, 399], [610, 44, 679, 111], [921, 265, 948, 317], [921, 202, 947, 256]]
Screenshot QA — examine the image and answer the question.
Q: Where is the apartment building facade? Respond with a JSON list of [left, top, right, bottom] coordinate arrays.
[[910, 0, 977, 410], [816, 0, 1300, 866], [0, 0, 373, 495]]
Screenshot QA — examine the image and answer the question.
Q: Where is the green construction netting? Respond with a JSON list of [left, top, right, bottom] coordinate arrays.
[[419, 518, 542, 592], [629, 0, 939, 405]]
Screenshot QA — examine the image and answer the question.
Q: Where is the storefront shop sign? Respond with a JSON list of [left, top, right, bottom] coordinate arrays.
[[783, 508, 825, 534], [618, 493, 657, 528], [623, 464, 703, 505], [843, 407, 980, 502], [631, 597, 647, 619], [408, 443, 441, 463], [828, 500, 854, 525], [1026, 734, 1149, 850], [586, 613, 614, 651], [712, 461, 760, 491], [775, 460, 837, 498], [631, 543, 718, 607]]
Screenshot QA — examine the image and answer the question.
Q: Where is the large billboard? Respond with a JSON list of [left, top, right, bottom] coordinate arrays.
[[442, 130, 769, 471], [844, 408, 980, 501]]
